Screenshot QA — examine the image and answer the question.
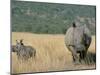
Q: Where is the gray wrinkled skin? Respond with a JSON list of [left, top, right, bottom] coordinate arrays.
[[12, 40, 36, 60], [65, 24, 91, 64]]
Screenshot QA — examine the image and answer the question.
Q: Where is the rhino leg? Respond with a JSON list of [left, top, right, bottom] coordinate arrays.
[[79, 51, 85, 59], [34, 50, 36, 57], [79, 50, 88, 64], [68, 46, 79, 64], [79, 51, 85, 62]]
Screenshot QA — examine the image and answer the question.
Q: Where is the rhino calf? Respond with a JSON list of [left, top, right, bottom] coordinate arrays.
[[65, 22, 91, 64], [12, 39, 36, 60]]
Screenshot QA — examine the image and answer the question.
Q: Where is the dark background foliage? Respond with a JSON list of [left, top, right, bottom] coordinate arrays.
[[11, 0, 96, 35]]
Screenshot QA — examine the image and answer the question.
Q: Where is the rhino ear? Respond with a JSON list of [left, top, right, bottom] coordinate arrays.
[[20, 39, 23, 43], [16, 40, 19, 43], [72, 22, 76, 28]]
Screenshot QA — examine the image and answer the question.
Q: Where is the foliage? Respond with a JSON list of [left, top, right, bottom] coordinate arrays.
[[11, 0, 96, 34]]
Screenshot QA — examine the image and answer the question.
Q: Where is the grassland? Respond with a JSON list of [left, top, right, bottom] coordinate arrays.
[[11, 32, 96, 74]]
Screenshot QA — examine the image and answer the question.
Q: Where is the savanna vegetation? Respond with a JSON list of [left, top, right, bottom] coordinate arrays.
[[11, 0, 96, 34], [12, 32, 96, 74]]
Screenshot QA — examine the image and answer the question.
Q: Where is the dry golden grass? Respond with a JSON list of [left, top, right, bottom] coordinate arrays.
[[12, 32, 96, 74]]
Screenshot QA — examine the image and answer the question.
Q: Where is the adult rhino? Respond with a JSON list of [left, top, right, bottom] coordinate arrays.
[[65, 22, 91, 64], [12, 39, 36, 60]]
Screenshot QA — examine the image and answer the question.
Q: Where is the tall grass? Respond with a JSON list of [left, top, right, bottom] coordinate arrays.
[[12, 32, 96, 74]]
